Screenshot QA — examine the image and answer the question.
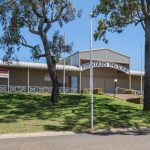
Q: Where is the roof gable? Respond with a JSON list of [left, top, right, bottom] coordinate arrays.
[[79, 49, 130, 64]]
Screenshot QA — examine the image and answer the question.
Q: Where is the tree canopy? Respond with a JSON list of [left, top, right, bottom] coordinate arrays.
[[93, 0, 150, 111], [0, 0, 81, 62], [0, 0, 81, 103], [93, 0, 145, 43]]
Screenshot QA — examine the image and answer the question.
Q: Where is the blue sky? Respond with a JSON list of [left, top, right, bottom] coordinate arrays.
[[0, 0, 145, 71]]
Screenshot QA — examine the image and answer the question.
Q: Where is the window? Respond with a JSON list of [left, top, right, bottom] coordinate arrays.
[[71, 76, 78, 89]]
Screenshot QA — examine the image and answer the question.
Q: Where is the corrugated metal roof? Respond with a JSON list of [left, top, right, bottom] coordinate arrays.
[[130, 70, 144, 76], [78, 48, 130, 58], [0, 60, 145, 76], [0, 60, 80, 71]]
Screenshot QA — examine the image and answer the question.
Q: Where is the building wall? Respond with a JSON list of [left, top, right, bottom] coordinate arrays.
[[0, 67, 70, 87], [0, 66, 144, 93], [131, 76, 144, 90], [0, 67, 27, 86], [79, 49, 130, 65], [81, 68, 130, 93]]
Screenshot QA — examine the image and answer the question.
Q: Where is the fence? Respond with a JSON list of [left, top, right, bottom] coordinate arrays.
[[0, 85, 78, 93], [116, 87, 144, 96]]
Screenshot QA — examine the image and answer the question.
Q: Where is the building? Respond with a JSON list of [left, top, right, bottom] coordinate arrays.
[[0, 49, 144, 94]]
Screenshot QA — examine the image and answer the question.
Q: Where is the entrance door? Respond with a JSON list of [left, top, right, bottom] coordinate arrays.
[[71, 76, 78, 90]]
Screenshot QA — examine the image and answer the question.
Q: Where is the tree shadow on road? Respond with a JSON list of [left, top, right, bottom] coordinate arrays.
[[87, 127, 150, 136]]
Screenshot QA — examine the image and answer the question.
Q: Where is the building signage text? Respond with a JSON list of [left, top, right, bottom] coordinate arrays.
[[0, 68, 9, 79], [80, 62, 129, 74]]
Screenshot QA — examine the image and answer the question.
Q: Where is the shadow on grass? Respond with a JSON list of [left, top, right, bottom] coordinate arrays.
[[0, 93, 150, 132]]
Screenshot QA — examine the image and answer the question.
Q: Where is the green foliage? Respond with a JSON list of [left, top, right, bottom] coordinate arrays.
[[0, 0, 81, 62], [49, 31, 73, 63], [93, 0, 144, 42]]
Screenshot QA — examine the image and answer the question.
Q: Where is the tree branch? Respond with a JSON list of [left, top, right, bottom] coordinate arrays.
[[34, 53, 46, 58], [136, 11, 145, 30], [29, 0, 43, 18], [41, 1, 51, 34], [38, 18, 45, 34], [20, 35, 35, 49], [27, 17, 40, 35], [51, 3, 67, 23], [141, 0, 148, 17], [146, 0, 150, 14]]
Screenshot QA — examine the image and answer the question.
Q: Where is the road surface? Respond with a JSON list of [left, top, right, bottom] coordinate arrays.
[[0, 130, 150, 150]]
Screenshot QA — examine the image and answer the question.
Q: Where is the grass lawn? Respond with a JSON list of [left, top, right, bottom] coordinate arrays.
[[0, 93, 150, 134]]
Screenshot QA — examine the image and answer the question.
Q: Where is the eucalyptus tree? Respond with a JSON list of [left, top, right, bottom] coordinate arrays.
[[93, 0, 150, 111], [0, 0, 81, 103]]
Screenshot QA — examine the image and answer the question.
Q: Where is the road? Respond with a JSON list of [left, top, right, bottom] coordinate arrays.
[[0, 130, 150, 150]]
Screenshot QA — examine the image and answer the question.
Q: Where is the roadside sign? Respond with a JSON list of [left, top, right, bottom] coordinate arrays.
[[0, 68, 9, 78]]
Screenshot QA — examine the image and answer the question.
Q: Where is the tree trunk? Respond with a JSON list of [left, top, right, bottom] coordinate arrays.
[[49, 65, 59, 103], [46, 56, 59, 104], [39, 32, 59, 103], [144, 18, 150, 111]]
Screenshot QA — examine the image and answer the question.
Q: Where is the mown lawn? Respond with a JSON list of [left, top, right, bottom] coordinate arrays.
[[0, 93, 150, 134]]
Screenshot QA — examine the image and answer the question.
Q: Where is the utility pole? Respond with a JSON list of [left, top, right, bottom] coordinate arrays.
[[90, 12, 94, 130], [63, 32, 66, 94]]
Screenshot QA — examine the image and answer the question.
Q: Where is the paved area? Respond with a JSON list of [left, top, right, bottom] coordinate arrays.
[[0, 129, 150, 150], [106, 93, 136, 100]]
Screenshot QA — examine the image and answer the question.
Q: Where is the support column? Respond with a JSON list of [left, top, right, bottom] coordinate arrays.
[[79, 71, 82, 93], [63, 60, 66, 94], [141, 75, 143, 95], [27, 68, 30, 93], [129, 59, 132, 89], [8, 71, 9, 93], [129, 74, 131, 89]]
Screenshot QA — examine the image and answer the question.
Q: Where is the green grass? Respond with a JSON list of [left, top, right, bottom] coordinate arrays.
[[0, 93, 150, 134]]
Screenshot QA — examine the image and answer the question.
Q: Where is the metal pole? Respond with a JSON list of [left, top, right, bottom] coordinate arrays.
[[79, 71, 82, 93], [141, 44, 143, 95], [27, 68, 30, 93], [129, 59, 131, 89], [114, 82, 116, 98], [63, 32, 66, 94], [90, 12, 94, 130], [8, 70, 9, 93]]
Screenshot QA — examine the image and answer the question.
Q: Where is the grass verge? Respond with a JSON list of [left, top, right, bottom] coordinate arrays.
[[0, 93, 149, 134]]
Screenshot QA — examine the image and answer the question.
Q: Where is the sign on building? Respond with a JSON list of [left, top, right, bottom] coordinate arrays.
[[80, 62, 129, 74], [0, 68, 9, 78]]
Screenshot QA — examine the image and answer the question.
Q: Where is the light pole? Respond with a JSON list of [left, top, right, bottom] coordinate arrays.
[[63, 32, 66, 94], [90, 12, 94, 130], [140, 44, 143, 95], [114, 79, 118, 98]]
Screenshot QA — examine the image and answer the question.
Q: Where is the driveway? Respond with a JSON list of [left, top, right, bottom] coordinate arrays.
[[106, 93, 137, 100]]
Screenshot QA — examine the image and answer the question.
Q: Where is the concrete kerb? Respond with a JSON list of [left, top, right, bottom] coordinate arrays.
[[0, 127, 150, 140], [0, 131, 75, 140]]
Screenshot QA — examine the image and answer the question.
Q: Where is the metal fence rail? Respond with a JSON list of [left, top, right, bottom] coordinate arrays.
[[0, 85, 78, 93], [116, 87, 144, 96]]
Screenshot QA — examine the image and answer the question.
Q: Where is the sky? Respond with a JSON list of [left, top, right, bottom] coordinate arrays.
[[0, 0, 145, 71]]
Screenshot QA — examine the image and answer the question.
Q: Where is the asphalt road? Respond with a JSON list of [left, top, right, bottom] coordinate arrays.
[[0, 131, 150, 150]]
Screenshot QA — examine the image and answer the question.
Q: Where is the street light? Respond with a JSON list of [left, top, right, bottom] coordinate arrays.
[[114, 79, 118, 98], [90, 12, 94, 130], [63, 31, 66, 94]]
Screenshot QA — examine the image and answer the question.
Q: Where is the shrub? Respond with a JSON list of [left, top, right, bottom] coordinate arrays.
[[81, 88, 103, 94]]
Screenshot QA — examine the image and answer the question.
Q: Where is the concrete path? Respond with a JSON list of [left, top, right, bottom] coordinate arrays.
[[106, 93, 137, 100], [0, 128, 150, 150]]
